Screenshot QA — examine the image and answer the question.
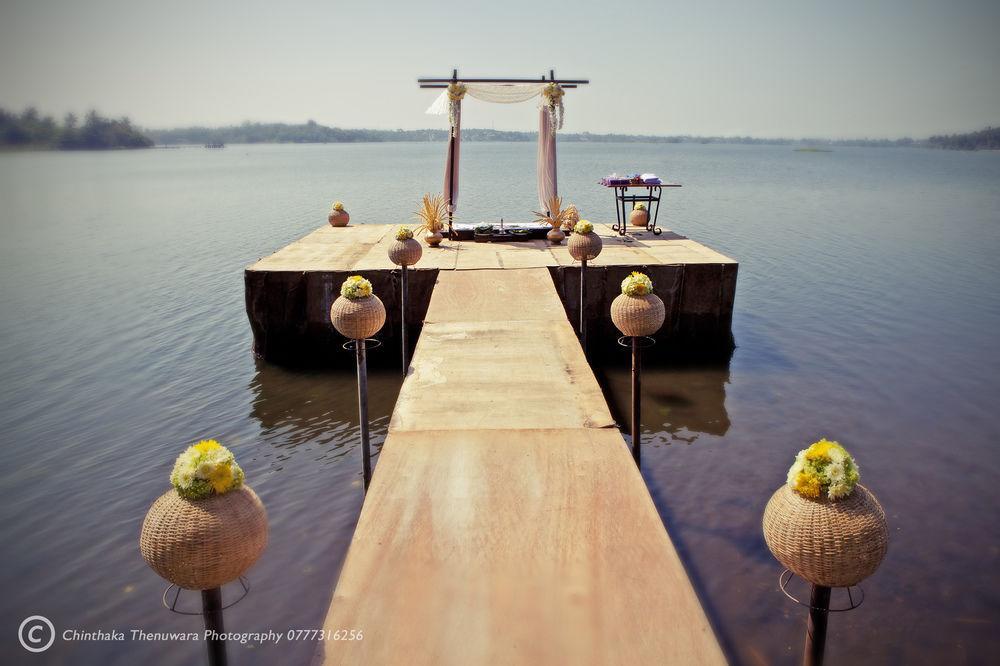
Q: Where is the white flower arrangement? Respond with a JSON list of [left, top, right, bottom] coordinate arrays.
[[340, 275, 373, 300], [621, 271, 653, 296], [542, 83, 565, 131], [170, 440, 245, 500]]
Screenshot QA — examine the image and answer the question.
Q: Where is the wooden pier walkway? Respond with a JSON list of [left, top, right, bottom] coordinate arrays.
[[319, 267, 726, 665]]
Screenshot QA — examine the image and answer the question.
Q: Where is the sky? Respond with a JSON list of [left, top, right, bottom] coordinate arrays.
[[0, 0, 997, 138]]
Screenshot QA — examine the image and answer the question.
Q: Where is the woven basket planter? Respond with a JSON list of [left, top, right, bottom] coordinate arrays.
[[611, 293, 665, 337], [330, 294, 385, 340], [763, 484, 888, 588], [568, 231, 603, 261], [388, 238, 422, 267], [547, 226, 565, 245], [425, 230, 444, 247], [328, 210, 350, 227], [630, 208, 649, 227], [139, 487, 268, 590]]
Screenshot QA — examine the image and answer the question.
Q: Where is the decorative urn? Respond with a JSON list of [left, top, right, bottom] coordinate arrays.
[[629, 203, 649, 228], [328, 201, 350, 227]]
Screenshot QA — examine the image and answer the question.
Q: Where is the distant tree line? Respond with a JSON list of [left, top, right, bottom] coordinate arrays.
[[0, 107, 153, 149], [927, 127, 999, 151], [147, 121, 933, 148]]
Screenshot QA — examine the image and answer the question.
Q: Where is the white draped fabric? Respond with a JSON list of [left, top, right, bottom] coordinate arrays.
[[537, 107, 557, 212], [426, 82, 560, 217], [424, 83, 548, 114]]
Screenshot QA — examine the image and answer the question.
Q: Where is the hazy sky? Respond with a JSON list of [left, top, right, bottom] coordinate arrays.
[[1, 0, 997, 138]]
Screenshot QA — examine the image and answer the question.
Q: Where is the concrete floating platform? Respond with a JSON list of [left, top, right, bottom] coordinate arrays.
[[318, 269, 726, 665], [245, 224, 737, 366]]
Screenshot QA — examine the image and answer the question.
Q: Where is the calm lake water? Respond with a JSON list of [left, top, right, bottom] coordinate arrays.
[[0, 142, 998, 665]]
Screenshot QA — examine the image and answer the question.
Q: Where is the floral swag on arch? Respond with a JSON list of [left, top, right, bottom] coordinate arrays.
[[426, 81, 567, 214]]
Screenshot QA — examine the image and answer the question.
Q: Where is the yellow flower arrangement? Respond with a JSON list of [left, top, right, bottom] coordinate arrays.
[[621, 271, 653, 296], [786, 438, 860, 500], [170, 439, 245, 500], [395, 226, 414, 241], [340, 275, 373, 300], [633, 202, 647, 211], [331, 201, 345, 212], [575, 220, 594, 234], [542, 82, 564, 102], [447, 82, 467, 101]]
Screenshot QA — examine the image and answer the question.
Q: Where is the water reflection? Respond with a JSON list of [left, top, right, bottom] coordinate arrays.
[[247, 359, 403, 465], [594, 349, 733, 444]]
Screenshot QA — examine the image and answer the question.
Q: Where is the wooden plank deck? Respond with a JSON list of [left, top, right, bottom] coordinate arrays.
[[248, 223, 736, 273], [318, 268, 726, 665]]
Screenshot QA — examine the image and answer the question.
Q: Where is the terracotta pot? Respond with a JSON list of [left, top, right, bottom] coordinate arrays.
[[763, 484, 888, 588], [139, 486, 268, 590], [629, 208, 649, 227], [568, 231, 603, 262], [547, 227, 565, 245], [330, 294, 386, 340], [425, 230, 444, 247], [388, 238, 422, 267], [328, 210, 350, 227], [610, 292, 665, 337]]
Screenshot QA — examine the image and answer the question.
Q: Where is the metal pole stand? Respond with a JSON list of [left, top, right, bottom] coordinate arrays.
[[162, 577, 250, 666], [202, 588, 227, 666], [579, 259, 587, 351], [341, 338, 381, 492], [400, 265, 408, 376], [805, 585, 831, 666], [356, 339, 372, 490], [617, 335, 655, 466], [777, 570, 865, 666]]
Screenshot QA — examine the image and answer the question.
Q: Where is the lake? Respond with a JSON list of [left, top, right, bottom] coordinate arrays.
[[0, 142, 998, 664]]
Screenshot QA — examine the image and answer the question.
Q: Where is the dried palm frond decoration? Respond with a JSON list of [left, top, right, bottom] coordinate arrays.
[[415, 193, 447, 233], [533, 195, 566, 228]]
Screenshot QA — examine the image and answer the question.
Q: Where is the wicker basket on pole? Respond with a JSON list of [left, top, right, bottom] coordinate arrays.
[[763, 483, 888, 588], [140, 441, 267, 591], [387, 228, 423, 267], [763, 441, 888, 588], [611, 272, 665, 337], [568, 221, 603, 262], [330, 276, 386, 340]]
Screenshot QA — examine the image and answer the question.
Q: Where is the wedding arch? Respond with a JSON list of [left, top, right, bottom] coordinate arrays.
[[419, 69, 589, 236]]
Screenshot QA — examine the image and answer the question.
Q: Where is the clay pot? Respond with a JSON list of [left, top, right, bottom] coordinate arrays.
[[425, 230, 444, 247], [330, 294, 386, 340], [328, 209, 350, 227], [629, 208, 649, 228], [388, 238, 422, 267], [568, 231, 603, 262], [763, 484, 888, 588], [610, 293, 665, 337], [139, 487, 268, 590], [547, 227, 565, 245]]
